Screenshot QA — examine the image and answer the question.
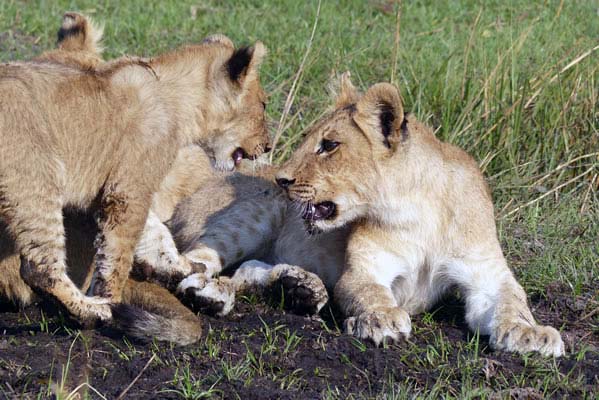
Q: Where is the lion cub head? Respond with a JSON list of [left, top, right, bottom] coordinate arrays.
[[276, 72, 407, 231], [198, 35, 270, 171]]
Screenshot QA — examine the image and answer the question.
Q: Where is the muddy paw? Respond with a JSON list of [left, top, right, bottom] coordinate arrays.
[[177, 273, 235, 317], [492, 323, 564, 357], [183, 247, 223, 277], [274, 266, 328, 315], [77, 296, 113, 328], [344, 307, 411, 346]]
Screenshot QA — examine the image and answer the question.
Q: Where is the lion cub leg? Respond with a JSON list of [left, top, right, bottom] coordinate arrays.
[[179, 191, 284, 278], [334, 236, 413, 346], [173, 234, 267, 318], [0, 222, 37, 306], [89, 183, 152, 303], [454, 256, 564, 357], [176, 274, 236, 317], [2, 186, 111, 323], [230, 260, 329, 315], [172, 239, 266, 317], [133, 211, 203, 289]]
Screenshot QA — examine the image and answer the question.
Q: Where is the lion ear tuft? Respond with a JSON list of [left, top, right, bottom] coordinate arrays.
[[353, 83, 405, 149], [226, 41, 267, 84]]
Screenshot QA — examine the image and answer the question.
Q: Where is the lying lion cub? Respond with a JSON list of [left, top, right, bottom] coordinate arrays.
[[168, 73, 564, 356], [0, 12, 269, 327], [274, 74, 564, 356]]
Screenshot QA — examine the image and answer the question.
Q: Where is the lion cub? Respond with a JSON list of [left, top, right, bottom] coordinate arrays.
[[268, 73, 564, 356], [0, 19, 269, 325]]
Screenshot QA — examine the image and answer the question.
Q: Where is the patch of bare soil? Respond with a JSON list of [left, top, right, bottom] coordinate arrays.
[[1, 282, 597, 399]]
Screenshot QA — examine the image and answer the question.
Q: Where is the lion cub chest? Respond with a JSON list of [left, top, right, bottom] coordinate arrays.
[[349, 224, 453, 314]]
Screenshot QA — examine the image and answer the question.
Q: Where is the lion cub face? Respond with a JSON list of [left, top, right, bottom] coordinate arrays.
[[200, 36, 270, 171], [276, 73, 406, 232]]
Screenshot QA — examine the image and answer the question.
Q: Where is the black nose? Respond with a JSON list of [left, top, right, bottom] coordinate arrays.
[[276, 177, 295, 189]]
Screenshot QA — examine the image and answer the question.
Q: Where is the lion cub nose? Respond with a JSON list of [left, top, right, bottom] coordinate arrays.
[[276, 177, 295, 189]]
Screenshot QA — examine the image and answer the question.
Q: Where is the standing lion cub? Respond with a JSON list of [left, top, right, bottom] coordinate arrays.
[[0, 20, 269, 325]]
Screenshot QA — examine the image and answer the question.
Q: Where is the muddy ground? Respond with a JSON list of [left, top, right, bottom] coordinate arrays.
[[0, 281, 597, 399]]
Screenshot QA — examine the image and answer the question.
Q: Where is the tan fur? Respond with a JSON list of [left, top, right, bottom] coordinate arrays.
[[151, 145, 216, 222], [166, 162, 340, 316], [116, 279, 202, 345], [166, 74, 564, 356], [0, 16, 208, 345], [1, 13, 104, 309], [0, 13, 269, 328], [272, 75, 564, 356], [169, 161, 347, 289]]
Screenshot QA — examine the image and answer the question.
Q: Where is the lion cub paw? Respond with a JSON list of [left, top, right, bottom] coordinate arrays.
[[345, 307, 411, 346], [492, 323, 564, 357], [75, 296, 113, 327], [177, 273, 235, 317], [274, 266, 329, 315]]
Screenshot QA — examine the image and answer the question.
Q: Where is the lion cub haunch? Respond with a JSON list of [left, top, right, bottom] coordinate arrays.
[[274, 73, 564, 357], [0, 32, 269, 325]]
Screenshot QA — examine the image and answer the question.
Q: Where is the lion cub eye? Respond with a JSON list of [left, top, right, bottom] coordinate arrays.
[[317, 139, 340, 154]]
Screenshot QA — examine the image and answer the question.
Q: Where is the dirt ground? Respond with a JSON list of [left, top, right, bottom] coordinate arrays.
[[1, 281, 597, 399]]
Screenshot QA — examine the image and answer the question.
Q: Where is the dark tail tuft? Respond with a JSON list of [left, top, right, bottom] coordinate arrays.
[[111, 303, 202, 346]]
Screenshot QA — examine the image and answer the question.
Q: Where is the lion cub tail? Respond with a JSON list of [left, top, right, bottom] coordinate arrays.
[[57, 12, 104, 55], [111, 279, 202, 346]]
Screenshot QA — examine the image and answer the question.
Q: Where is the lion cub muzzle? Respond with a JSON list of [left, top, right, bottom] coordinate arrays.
[[275, 176, 337, 232]]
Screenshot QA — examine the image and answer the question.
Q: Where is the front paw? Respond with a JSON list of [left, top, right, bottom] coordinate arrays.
[[75, 296, 113, 328], [274, 266, 329, 315], [344, 307, 411, 346], [183, 247, 224, 277], [177, 273, 235, 317], [492, 323, 564, 357]]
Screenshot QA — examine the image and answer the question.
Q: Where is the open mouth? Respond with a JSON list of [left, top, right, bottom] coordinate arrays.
[[231, 147, 257, 167], [301, 201, 337, 221], [300, 201, 336, 235]]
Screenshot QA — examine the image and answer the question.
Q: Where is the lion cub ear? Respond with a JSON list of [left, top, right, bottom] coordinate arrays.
[[353, 83, 405, 150], [58, 12, 104, 54], [330, 71, 359, 108], [226, 41, 267, 85], [202, 34, 234, 49]]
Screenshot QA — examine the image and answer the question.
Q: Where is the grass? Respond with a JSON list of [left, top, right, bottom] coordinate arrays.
[[0, 0, 597, 398]]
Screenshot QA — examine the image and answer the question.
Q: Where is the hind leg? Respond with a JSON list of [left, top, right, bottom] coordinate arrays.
[[0, 222, 36, 306], [234, 261, 328, 314], [174, 221, 279, 316], [3, 190, 110, 323], [180, 260, 329, 316], [454, 256, 564, 357], [0, 254, 36, 307], [179, 193, 284, 278]]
